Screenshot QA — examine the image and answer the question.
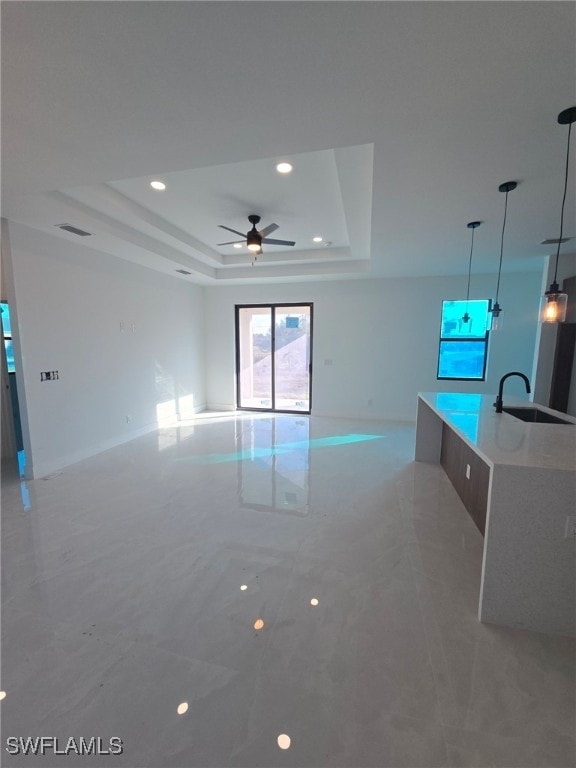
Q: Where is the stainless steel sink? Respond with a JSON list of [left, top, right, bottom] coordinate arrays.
[[502, 406, 574, 425]]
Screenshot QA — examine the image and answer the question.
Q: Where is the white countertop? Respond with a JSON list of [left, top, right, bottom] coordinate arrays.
[[418, 392, 576, 472]]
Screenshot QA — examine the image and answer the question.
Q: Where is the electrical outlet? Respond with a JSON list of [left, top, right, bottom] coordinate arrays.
[[40, 371, 59, 382], [564, 516, 576, 539], [465, 463, 471, 480]]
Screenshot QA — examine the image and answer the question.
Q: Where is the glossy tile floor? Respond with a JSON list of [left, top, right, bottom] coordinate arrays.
[[2, 413, 574, 768]]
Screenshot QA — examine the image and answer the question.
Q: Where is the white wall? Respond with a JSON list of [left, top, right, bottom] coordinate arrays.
[[204, 271, 542, 420], [5, 222, 206, 478]]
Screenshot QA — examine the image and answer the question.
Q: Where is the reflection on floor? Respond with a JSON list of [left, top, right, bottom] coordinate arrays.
[[1, 413, 574, 767]]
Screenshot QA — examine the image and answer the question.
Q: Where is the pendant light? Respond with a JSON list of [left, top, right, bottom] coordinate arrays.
[[490, 181, 517, 331], [540, 106, 576, 323], [462, 221, 481, 326]]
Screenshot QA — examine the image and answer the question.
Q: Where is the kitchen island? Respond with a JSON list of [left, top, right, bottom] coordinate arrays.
[[415, 392, 576, 637]]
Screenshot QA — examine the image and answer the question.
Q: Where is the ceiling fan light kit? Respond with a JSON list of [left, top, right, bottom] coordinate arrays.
[[539, 106, 576, 324], [246, 216, 262, 253]]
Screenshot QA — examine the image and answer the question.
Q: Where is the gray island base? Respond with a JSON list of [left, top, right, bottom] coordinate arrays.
[[415, 392, 576, 637]]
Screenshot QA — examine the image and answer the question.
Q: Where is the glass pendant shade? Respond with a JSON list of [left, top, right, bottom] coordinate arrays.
[[540, 284, 568, 323], [490, 302, 503, 331]]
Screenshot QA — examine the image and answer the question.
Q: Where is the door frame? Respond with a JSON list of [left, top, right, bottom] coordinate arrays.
[[235, 303, 313, 414]]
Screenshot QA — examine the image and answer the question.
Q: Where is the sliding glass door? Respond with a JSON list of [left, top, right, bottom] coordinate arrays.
[[236, 304, 312, 413]]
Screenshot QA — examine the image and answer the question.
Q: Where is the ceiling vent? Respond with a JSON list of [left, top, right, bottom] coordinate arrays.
[[540, 237, 572, 245], [56, 224, 92, 237], [175, 269, 192, 275]]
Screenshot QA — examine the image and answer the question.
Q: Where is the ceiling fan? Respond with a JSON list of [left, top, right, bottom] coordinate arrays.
[[217, 214, 296, 256]]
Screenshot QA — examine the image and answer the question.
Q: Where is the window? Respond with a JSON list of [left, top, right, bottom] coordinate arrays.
[[1, 302, 15, 373], [437, 299, 490, 381]]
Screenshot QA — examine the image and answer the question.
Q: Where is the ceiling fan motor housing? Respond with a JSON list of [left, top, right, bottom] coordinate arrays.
[[247, 215, 262, 249]]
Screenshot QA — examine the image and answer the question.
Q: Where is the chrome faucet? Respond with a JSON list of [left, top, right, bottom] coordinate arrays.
[[494, 371, 531, 413]]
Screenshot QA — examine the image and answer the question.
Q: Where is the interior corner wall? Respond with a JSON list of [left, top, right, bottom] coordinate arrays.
[[5, 221, 206, 478], [203, 270, 542, 420]]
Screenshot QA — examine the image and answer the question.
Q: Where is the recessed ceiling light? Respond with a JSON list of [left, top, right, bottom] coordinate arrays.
[[277, 734, 291, 750], [150, 180, 166, 191], [177, 702, 189, 715], [312, 236, 323, 243], [233, 243, 242, 249], [276, 162, 293, 174]]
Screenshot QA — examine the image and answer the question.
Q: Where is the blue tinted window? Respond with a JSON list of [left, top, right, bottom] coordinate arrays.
[[4, 341, 15, 373], [1, 303, 15, 373], [438, 340, 486, 379], [1, 303, 11, 337], [440, 300, 489, 338], [437, 300, 490, 381]]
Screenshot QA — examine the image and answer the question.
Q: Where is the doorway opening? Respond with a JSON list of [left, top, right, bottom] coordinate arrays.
[[235, 304, 313, 413]]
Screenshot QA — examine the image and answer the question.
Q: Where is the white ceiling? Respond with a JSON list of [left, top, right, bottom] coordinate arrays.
[[1, 1, 575, 285]]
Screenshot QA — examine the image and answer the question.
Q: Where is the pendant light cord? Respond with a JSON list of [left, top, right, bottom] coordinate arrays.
[[553, 120, 572, 284], [494, 189, 509, 303], [465, 226, 475, 303]]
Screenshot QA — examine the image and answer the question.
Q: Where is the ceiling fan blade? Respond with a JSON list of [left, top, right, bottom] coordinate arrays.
[[261, 237, 296, 246], [218, 224, 248, 237], [259, 223, 279, 238], [217, 239, 245, 246]]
